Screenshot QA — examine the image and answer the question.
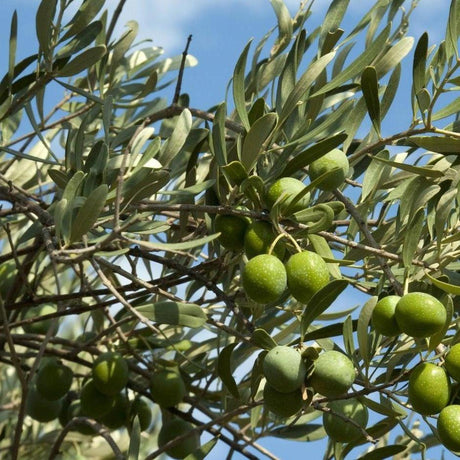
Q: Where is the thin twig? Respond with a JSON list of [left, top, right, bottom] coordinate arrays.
[[333, 190, 404, 295], [48, 417, 124, 460], [173, 35, 193, 105]]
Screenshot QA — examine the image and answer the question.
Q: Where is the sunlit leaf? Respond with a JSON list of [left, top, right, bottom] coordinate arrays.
[[136, 301, 207, 328], [233, 40, 253, 132], [241, 113, 277, 171]]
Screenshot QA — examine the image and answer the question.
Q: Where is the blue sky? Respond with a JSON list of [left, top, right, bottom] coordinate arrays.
[[0, 0, 457, 459]]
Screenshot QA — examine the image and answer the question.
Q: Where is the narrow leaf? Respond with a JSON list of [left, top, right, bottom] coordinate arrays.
[[241, 113, 277, 171], [301, 279, 348, 336], [374, 37, 414, 78], [446, 0, 459, 59], [124, 233, 220, 252], [251, 328, 277, 350], [269, 0, 293, 56], [217, 343, 240, 398], [361, 66, 381, 136], [211, 102, 227, 166], [311, 24, 391, 97], [280, 133, 347, 178], [425, 272, 460, 295], [300, 320, 358, 343], [279, 51, 335, 125], [358, 445, 407, 460], [127, 417, 141, 460], [308, 234, 342, 279], [62, 0, 105, 40], [56, 21, 103, 59], [136, 301, 207, 328], [357, 296, 378, 368], [370, 155, 444, 178], [269, 424, 325, 441], [413, 32, 428, 96], [70, 184, 108, 243], [62, 170, 85, 202], [233, 40, 253, 132], [8, 11, 18, 85], [319, 0, 350, 52], [409, 135, 460, 153], [36, 0, 57, 55], [57, 45, 107, 77], [159, 108, 192, 166]]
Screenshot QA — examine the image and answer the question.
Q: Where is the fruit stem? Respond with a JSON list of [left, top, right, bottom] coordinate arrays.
[[268, 232, 302, 255]]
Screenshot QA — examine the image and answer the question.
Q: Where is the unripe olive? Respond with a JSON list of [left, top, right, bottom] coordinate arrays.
[[438, 405, 460, 452], [395, 292, 446, 338], [285, 251, 330, 304], [263, 346, 306, 393], [323, 398, 368, 443], [309, 350, 356, 397], [158, 418, 200, 459], [36, 361, 73, 401], [242, 254, 287, 304], [150, 369, 186, 408], [408, 362, 450, 415], [309, 149, 349, 191], [263, 383, 303, 418], [445, 343, 460, 382], [92, 352, 129, 396], [371, 295, 402, 336]]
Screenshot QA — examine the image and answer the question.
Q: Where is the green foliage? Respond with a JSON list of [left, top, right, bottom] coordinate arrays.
[[3, 0, 460, 458]]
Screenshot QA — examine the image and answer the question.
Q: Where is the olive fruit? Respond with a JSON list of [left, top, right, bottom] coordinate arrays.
[[265, 177, 310, 214], [263, 346, 306, 393], [26, 386, 63, 423], [214, 214, 249, 251], [243, 221, 285, 259], [309, 149, 349, 191], [371, 295, 402, 337], [92, 352, 129, 396], [22, 304, 57, 335], [408, 362, 450, 415], [80, 379, 115, 418], [98, 393, 130, 430], [437, 405, 460, 452], [445, 343, 460, 382], [36, 360, 73, 401], [150, 369, 186, 408], [129, 397, 152, 431], [309, 350, 355, 397], [242, 254, 287, 304], [263, 383, 303, 418], [285, 251, 329, 304], [158, 418, 200, 459], [323, 398, 368, 443], [395, 292, 446, 338]]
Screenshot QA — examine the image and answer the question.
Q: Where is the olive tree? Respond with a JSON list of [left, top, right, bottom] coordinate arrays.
[[1, 0, 460, 458]]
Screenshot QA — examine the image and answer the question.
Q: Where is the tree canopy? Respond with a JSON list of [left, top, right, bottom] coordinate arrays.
[[2, 0, 460, 459]]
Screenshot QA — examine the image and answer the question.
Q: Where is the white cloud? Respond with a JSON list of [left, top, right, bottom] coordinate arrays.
[[105, 0, 452, 57]]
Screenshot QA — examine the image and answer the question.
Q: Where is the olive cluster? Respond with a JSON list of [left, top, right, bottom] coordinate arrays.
[[25, 349, 198, 458], [371, 292, 460, 452], [261, 345, 368, 443]]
